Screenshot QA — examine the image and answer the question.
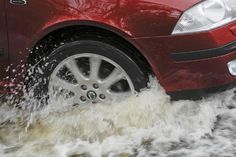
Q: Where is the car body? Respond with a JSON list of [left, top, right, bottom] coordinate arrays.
[[1, 0, 236, 100]]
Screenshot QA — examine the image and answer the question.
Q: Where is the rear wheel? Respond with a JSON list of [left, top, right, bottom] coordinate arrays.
[[29, 40, 149, 105]]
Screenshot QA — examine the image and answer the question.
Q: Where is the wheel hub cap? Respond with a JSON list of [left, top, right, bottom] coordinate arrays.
[[87, 91, 97, 100]]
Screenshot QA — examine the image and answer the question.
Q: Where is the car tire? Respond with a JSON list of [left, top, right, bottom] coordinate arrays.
[[28, 40, 149, 105]]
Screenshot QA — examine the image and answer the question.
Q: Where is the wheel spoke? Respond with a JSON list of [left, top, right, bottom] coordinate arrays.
[[65, 59, 87, 82], [50, 75, 77, 93], [102, 68, 124, 88], [89, 56, 102, 80], [108, 91, 132, 100], [65, 95, 81, 106]]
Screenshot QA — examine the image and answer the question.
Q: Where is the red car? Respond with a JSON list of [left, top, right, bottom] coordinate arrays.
[[1, 0, 236, 104]]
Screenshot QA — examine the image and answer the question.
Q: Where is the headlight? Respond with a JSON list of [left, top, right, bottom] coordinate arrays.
[[172, 0, 236, 34]]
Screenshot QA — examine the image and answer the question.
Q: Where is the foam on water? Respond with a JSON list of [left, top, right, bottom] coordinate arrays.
[[0, 79, 236, 157]]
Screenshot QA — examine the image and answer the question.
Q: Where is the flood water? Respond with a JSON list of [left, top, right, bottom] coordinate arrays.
[[0, 79, 236, 157]]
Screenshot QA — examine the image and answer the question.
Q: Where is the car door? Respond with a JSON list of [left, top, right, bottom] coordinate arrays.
[[0, 1, 9, 80], [5, 0, 61, 83]]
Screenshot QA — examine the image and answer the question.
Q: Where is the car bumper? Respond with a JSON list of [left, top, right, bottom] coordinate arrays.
[[130, 21, 236, 96]]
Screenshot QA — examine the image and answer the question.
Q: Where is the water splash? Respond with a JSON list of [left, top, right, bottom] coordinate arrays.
[[0, 79, 236, 157]]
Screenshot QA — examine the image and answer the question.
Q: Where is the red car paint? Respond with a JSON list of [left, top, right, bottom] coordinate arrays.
[[1, 0, 236, 95]]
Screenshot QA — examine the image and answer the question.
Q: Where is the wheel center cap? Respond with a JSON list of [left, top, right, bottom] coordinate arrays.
[[87, 91, 97, 100]]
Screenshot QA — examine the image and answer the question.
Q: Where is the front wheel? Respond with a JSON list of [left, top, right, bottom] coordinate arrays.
[[31, 40, 149, 105]]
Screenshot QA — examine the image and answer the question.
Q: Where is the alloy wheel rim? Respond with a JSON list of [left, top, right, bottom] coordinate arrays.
[[48, 53, 135, 105]]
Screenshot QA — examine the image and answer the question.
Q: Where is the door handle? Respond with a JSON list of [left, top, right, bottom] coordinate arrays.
[[10, 0, 27, 5]]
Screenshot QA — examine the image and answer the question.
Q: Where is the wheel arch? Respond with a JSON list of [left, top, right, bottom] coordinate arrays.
[[27, 21, 154, 75]]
